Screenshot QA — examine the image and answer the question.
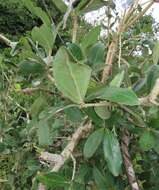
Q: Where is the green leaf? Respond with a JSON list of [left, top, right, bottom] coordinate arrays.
[[53, 47, 92, 104], [93, 167, 109, 190], [152, 131, 159, 154], [37, 120, 51, 146], [37, 172, 69, 188], [110, 71, 125, 87], [30, 96, 47, 118], [80, 26, 101, 51], [67, 43, 84, 61], [103, 130, 122, 176], [84, 107, 103, 126], [94, 106, 111, 120], [64, 107, 84, 122], [83, 129, 103, 158], [147, 65, 159, 92], [86, 86, 139, 106], [20, 50, 45, 64], [88, 42, 105, 68], [51, 0, 67, 13], [19, 60, 45, 75], [76, 0, 105, 13], [22, 0, 51, 26], [31, 24, 55, 55], [139, 130, 155, 151], [153, 41, 159, 64]]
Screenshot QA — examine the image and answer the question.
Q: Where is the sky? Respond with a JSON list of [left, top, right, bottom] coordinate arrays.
[[148, 2, 159, 22]]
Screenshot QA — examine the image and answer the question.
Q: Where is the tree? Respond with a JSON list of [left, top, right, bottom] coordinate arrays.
[[1, 0, 159, 190]]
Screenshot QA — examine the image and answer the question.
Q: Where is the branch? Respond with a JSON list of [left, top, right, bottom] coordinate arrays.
[[38, 121, 92, 190], [101, 36, 118, 83], [121, 129, 140, 190], [0, 34, 12, 47], [20, 87, 54, 95], [40, 121, 92, 171]]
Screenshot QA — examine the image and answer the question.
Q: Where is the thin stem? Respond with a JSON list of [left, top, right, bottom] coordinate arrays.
[[125, 1, 153, 30], [72, 11, 78, 43], [0, 34, 12, 47]]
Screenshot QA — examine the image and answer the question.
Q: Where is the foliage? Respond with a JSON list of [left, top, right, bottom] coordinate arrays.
[[1, 0, 159, 190], [0, 0, 60, 38]]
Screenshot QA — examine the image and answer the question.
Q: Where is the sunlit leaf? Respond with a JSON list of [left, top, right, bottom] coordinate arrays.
[[86, 86, 139, 106], [53, 47, 92, 104]]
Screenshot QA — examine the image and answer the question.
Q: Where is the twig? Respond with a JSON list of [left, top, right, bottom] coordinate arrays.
[[70, 153, 76, 181], [63, 0, 76, 29], [47, 74, 55, 83], [72, 11, 78, 43], [20, 87, 54, 95], [118, 34, 122, 68], [101, 1, 153, 83], [125, 1, 154, 30], [121, 130, 140, 190], [101, 35, 118, 83]]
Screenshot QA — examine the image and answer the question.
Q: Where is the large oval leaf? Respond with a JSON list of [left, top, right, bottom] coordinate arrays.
[[19, 60, 45, 75], [53, 47, 92, 104], [103, 130, 122, 176], [83, 129, 104, 158], [86, 86, 139, 106]]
